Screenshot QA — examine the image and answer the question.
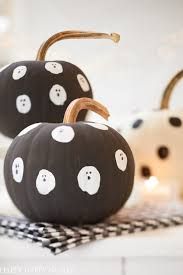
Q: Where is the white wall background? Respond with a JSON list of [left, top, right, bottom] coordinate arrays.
[[1, 0, 182, 119]]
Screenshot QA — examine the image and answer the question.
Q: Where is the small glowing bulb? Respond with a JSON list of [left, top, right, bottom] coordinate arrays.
[[144, 176, 159, 192]]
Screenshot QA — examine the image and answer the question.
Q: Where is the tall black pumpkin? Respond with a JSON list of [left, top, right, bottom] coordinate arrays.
[[0, 31, 120, 138], [4, 98, 134, 225]]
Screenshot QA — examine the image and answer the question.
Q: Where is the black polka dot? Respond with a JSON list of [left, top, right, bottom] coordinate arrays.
[[157, 146, 169, 159], [169, 117, 182, 127], [141, 166, 151, 178], [132, 119, 143, 129]]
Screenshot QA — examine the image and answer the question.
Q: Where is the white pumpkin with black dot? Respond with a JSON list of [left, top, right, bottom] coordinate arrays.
[[4, 98, 134, 225], [117, 70, 183, 197]]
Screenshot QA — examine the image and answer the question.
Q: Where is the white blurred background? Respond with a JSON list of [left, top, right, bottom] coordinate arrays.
[[0, 0, 183, 215]]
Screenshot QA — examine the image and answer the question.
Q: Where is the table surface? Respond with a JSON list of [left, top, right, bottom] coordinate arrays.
[[0, 225, 183, 259]]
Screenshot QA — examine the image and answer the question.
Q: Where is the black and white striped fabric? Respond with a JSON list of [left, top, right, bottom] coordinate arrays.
[[1, 201, 183, 255]]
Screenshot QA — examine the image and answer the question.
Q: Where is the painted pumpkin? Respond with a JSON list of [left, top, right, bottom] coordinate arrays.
[[118, 70, 183, 196], [0, 30, 120, 138], [4, 98, 134, 225]]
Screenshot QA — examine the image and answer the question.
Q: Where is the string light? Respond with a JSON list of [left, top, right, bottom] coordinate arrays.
[[144, 176, 159, 192]]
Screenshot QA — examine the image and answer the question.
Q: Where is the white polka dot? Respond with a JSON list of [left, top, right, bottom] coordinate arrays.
[[51, 126, 75, 143], [18, 123, 42, 137], [45, 62, 63, 74], [36, 169, 56, 195], [77, 166, 100, 195], [85, 122, 108, 130], [49, 84, 67, 106], [12, 157, 24, 183], [115, 149, 127, 171], [16, 94, 31, 114], [77, 74, 90, 92], [0, 64, 10, 72], [12, 66, 27, 80]]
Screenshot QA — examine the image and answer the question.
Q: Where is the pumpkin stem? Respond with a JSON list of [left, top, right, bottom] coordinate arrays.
[[63, 98, 110, 123], [160, 70, 183, 109], [36, 31, 120, 61]]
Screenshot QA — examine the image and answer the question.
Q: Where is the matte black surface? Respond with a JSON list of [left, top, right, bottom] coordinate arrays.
[[0, 61, 93, 138], [4, 122, 135, 225]]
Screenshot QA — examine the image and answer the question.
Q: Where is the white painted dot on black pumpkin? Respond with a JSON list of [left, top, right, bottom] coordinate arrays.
[[169, 117, 182, 127], [12, 157, 24, 183], [77, 74, 90, 92], [18, 123, 42, 137], [36, 169, 56, 195], [85, 122, 108, 130], [51, 125, 75, 143], [141, 165, 151, 178], [45, 62, 63, 74], [49, 84, 67, 106], [77, 166, 100, 195], [132, 119, 143, 129], [115, 149, 127, 171], [12, 65, 27, 80], [157, 146, 169, 159], [16, 94, 31, 114]]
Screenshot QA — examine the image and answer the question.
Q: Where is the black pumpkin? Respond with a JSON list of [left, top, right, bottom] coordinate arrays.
[[0, 31, 120, 138], [4, 98, 134, 225]]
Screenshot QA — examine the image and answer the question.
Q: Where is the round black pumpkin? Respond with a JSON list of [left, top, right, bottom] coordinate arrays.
[[0, 31, 120, 138], [4, 98, 134, 225]]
